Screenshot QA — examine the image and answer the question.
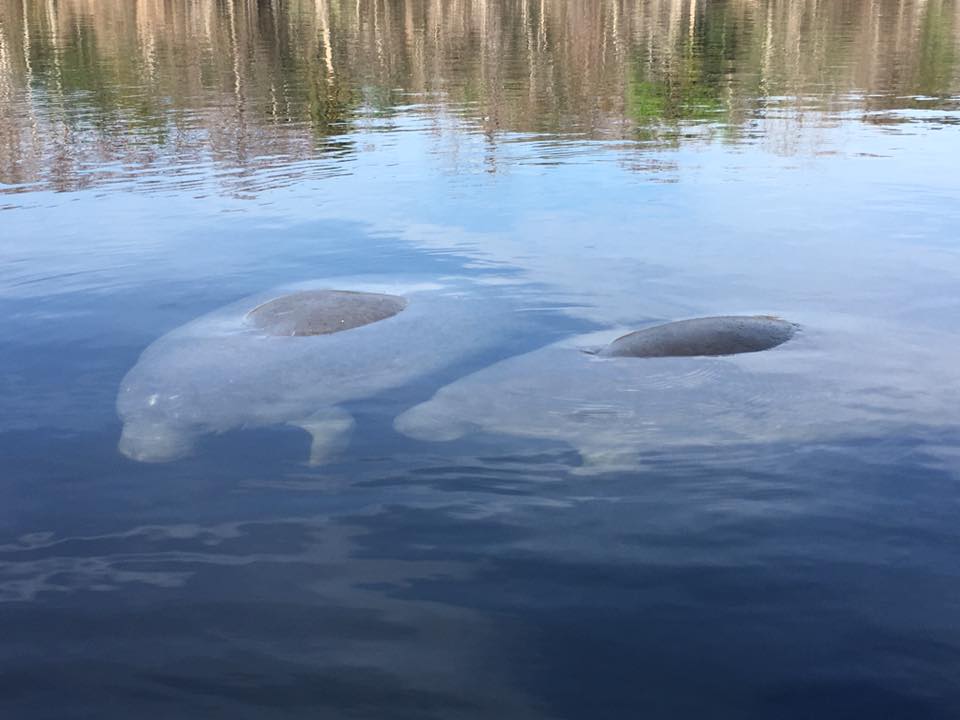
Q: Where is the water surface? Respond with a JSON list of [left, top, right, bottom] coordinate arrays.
[[2, 0, 960, 717]]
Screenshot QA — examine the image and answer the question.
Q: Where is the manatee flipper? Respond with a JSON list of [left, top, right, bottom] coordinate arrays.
[[291, 407, 356, 465]]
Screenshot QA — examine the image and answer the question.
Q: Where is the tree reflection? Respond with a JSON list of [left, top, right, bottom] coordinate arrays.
[[0, 0, 957, 192]]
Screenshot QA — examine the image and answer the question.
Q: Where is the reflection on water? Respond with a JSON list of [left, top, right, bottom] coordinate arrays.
[[1, 0, 958, 193], [3, 0, 960, 718]]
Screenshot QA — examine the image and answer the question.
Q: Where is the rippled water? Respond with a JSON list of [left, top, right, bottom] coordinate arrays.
[[2, 0, 960, 717]]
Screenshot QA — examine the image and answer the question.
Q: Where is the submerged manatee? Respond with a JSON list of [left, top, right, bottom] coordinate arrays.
[[117, 278, 510, 464], [597, 316, 796, 358], [395, 317, 960, 473]]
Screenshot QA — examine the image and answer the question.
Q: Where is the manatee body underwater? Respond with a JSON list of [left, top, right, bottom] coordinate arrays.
[[395, 316, 960, 473], [116, 278, 515, 464]]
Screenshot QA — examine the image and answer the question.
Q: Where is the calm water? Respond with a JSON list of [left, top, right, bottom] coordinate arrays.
[[2, 0, 960, 717]]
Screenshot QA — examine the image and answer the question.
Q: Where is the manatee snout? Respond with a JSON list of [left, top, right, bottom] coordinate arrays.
[[118, 421, 195, 463], [394, 404, 471, 442]]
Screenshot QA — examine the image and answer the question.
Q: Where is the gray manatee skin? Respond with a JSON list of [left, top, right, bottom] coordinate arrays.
[[395, 320, 960, 473], [598, 316, 796, 358], [117, 277, 510, 464], [247, 290, 407, 336]]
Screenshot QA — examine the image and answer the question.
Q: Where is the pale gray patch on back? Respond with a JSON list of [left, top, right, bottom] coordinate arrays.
[[599, 315, 796, 358], [246, 290, 408, 337]]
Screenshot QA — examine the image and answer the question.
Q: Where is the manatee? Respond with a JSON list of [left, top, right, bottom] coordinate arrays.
[[596, 316, 796, 358], [117, 278, 511, 464], [395, 318, 960, 473]]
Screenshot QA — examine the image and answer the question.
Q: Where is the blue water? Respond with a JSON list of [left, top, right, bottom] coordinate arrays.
[[3, 0, 960, 717]]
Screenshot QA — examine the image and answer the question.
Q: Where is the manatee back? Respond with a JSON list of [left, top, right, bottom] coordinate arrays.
[[246, 290, 407, 337], [599, 315, 796, 358]]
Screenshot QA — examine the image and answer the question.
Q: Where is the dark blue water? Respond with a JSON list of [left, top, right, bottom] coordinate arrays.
[[2, 0, 960, 717]]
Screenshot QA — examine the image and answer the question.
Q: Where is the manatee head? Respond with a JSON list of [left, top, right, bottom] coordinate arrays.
[[115, 343, 214, 463], [116, 379, 198, 462], [394, 400, 475, 442]]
